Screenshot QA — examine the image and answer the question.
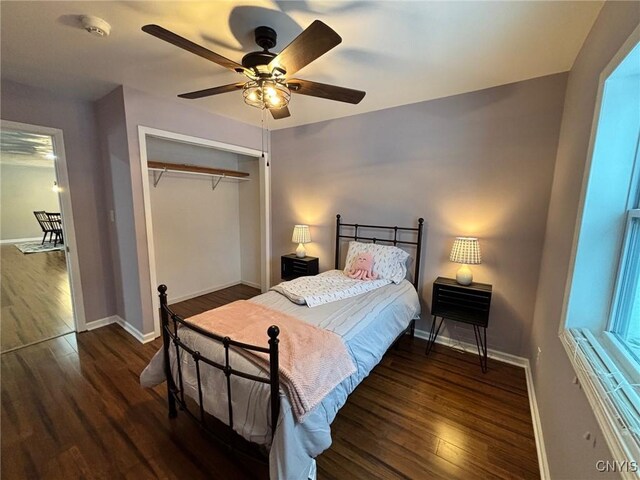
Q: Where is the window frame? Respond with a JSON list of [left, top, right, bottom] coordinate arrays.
[[607, 127, 640, 378], [609, 208, 640, 368], [559, 23, 640, 477]]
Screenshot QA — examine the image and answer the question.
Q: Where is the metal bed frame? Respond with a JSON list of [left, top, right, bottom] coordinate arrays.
[[158, 213, 424, 463], [335, 214, 425, 340]]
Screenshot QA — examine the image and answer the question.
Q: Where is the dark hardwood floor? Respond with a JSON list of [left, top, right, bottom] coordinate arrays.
[[1, 244, 74, 353], [1, 284, 539, 479]]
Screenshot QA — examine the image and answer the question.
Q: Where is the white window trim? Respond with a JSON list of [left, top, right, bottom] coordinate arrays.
[[560, 329, 640, 476], [602, 332, 640, 383], [559, 23, 640, 474], [610, 209, 640, 351]]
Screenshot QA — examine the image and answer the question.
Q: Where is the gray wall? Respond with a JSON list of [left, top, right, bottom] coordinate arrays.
[[271, 73, 567, 357], [1, 80, 116, 323], [238, 156, 261, 287], [530, 2, 640, 478], [0, 163, 59, 240], [95, 87, 134, 323], [146, 137, 241, 170], [97, 86, 264, 335]]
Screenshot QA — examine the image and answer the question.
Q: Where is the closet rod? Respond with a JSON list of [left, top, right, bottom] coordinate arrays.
[[148, 160, 250, 189], [147, 160, 250, 178]]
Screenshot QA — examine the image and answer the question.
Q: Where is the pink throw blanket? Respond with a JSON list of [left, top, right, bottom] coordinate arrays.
[[186, 300, 356, 422]]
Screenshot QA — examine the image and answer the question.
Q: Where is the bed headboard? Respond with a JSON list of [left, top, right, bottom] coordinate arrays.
[[334, 214, 425, 289]]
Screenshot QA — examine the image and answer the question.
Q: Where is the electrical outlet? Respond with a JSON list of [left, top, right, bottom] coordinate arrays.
[[109, 210, 115, 222]]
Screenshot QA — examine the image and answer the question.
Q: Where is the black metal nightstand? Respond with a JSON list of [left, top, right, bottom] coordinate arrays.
[[425, 276, 493, 372], [281, 254, 319, 280]]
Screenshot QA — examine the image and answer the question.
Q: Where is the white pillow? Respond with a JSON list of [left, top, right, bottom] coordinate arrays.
[[344, 241, 409, 284]]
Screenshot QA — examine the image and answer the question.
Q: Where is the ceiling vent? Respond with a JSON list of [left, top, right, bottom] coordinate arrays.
[[80, 15, 111, 37]]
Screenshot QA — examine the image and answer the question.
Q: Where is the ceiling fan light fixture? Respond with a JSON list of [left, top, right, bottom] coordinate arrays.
[[243, 80, 290, 110], [144, 21, 365, 119]]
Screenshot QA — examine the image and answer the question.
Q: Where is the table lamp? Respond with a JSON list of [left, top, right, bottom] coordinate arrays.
[[450, 237, 481, 285], [292, 225, 311, 258]]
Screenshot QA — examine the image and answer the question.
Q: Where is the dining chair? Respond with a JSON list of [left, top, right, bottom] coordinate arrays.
[[33, 211, 54, 244], [46, 212, 63, 246]]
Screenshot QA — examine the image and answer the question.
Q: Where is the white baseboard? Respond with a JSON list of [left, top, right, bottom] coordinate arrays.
[[167, 280, 244, 304], [414, 328, 528, 367], [85, 315, 119, 331], [241, 280, 261, 289], [0, 236, 42, 244], [114, 316, 156, 344], [523, 358, 550, 479], [414, 328, 549, 478], [84, 314, 156, 344]]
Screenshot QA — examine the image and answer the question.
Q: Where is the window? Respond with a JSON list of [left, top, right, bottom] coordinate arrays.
[[611, 207, 640, 364], [561, 31, 640, 468]]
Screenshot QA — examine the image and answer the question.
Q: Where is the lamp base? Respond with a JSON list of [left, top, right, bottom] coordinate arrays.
[[295, 243, 306, 258], [456, 264, 473, 285]]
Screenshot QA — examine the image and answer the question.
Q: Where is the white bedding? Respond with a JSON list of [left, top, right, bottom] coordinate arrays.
[[270, 270, 391, 307], [140, 276, 420, 480]]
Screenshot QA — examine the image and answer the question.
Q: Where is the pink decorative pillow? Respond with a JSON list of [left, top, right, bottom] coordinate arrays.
[[346, 252, 379, 281]]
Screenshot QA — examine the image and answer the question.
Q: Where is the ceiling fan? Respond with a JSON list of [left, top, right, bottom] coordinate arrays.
[[141, 20, 366, 120]]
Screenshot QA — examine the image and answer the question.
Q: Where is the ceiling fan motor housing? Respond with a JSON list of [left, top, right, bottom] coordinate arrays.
[[255, 26, 277, 50], [241, 51, 277, 70], [242, 26, 278, 71]]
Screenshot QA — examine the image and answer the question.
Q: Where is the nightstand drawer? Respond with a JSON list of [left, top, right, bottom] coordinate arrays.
[[431, 278, 492, 327], [281, 254, 319, 280], [291, 260, 310, 271]]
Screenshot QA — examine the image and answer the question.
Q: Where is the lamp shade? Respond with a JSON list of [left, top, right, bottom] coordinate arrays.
[[449, 237, 481, 265], [292, 225, 311, 244]]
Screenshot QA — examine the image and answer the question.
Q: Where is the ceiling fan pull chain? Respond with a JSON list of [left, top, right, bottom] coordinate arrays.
[[266, 112, 271, 168], [261, 108, 268, 167]]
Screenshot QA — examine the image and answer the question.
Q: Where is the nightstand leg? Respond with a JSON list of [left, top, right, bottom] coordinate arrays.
[[473, 325, 488, 373], [425, 316, 444, 355]]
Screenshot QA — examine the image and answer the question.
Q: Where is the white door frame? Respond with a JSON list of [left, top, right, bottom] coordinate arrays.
[[138, 125, 271, 338], [1, 119, 87, 332]]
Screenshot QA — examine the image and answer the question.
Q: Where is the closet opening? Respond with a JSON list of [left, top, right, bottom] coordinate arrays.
[[138, 127, 270, 338]]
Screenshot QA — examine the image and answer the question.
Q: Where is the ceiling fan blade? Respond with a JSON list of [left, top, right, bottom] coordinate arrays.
[[268, 20, 341, 77], [142, 24, 244, 73], [269, 106, 291, 120], [178, 83, 245, 99], [287, 79, 366, 104]]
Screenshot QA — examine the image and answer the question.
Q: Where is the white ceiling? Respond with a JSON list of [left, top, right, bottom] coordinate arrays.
[[0, 130, 55, 168], [1, 1, 603, 129]]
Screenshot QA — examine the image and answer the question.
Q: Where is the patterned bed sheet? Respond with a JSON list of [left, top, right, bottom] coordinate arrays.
[[270, 270, 391, 307]]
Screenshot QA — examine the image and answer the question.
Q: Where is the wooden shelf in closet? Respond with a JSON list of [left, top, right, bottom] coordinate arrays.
[[147, 161, 250, 178]]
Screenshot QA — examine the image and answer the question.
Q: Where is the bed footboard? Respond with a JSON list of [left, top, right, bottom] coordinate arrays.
[[158, 284, 280, 460]]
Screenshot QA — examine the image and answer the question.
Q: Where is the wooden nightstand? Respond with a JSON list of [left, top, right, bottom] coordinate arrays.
[[281, 254, 319, 280], [425, 276, 493, 372]]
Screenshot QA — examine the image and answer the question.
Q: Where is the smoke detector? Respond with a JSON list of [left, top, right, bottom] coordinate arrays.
[[80, 15, 111, 37]]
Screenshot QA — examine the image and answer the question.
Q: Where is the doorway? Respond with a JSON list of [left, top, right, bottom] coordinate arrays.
[[0, 120, 85, 352]]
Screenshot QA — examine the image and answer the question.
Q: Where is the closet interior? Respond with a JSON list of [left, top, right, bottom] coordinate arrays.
[[147, 136, 261, 304]]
